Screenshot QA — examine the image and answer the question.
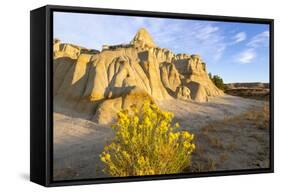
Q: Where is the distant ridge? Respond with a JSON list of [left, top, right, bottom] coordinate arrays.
[[226, 82, 269, 89]]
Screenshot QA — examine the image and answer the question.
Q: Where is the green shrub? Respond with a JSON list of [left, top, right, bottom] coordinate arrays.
[[209, 73, 226, 91]]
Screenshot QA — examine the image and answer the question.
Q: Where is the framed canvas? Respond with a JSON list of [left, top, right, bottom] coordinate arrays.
[[30, 5, 274, 187]]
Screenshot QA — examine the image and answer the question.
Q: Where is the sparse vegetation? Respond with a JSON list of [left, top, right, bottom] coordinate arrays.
[[189, 101, 270, 172], [244, 102, 269, 129], [226, 142, 237, 151], [208, 73, 226, 91], [191, 157, 217, 172], [219, 153, 229, 164], [224, 88, 269, 100], [100, 101, 196, 176]]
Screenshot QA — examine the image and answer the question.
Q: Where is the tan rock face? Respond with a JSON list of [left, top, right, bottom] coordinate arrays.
[[173, 54, 223, 102], [53, 29, 224, 124], [160, 62, 181, 93], [176, 85, 191, 100], [130, 28, 157, 49], [53, 39, 99, 60], [93, 87, 154, 124]]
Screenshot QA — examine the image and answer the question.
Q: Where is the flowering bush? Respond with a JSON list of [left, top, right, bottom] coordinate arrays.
[[100, 100, 195, 176]]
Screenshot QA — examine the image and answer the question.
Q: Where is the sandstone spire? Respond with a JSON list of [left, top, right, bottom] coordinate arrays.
[[53, 28, 224, 124], [130, 28, 157, 48]]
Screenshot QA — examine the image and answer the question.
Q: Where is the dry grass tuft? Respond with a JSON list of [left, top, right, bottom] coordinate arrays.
[[190, 101, 269, 172], [244, 102, 269, 130], [219, 153, 229, 164], [190, 157, 217, 172]]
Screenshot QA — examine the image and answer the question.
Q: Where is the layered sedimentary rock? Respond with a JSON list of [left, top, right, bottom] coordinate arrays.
[[53, 28, 223, 124], [53, 39, 99, 59]]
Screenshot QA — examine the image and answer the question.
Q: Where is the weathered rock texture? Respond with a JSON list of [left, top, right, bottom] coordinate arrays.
[[53, 28, 223, 124]]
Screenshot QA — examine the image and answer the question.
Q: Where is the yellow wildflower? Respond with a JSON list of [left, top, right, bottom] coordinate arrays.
[[105, 154, 111, 161], [100, 100, 196, 176]]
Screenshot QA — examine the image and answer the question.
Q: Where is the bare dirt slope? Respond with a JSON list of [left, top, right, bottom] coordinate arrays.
[[53, 95, 269, 180]]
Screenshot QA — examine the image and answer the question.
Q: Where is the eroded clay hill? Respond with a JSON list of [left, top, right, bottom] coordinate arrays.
[[53, 28, 223, 124]]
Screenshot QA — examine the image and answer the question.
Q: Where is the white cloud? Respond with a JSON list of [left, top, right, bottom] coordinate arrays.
[[237, 49, 256, 64], [194, 25, 219, 41], [214, 45, 226, 60], [142, 21, 227, 61], [54, 13, 227, 63], [190, 23, 226, 60], [235, 30, 269, 64], [247, 30, 269, 48], [233, 32, 246, 43]]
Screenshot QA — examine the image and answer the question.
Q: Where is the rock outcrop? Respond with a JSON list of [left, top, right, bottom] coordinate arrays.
[[53, 28, 223, 124], [175, 85, 191, 100], [53, 39, 99, 59], [130, 28, 156, 49]]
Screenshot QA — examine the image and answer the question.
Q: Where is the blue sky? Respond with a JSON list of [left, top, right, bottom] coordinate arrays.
[[54, 12, 270, 83]]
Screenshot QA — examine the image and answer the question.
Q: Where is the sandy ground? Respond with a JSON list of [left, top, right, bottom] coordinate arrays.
[[53, 115, 113, 180], [157, 95, 264, 130], [53, 95, 269, 181]]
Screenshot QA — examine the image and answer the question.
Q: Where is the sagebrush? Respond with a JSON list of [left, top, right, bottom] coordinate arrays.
[[100, 101, 195, 176]]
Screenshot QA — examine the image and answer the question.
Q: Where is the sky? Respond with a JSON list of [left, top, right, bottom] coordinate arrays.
[[54, 12, 270, 83]]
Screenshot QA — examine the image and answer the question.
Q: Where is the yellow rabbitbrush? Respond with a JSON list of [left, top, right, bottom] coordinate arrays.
[[100, 100, 195, 176]]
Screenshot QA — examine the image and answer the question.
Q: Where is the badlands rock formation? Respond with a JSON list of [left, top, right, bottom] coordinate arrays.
[[53, 28, 223, 124]]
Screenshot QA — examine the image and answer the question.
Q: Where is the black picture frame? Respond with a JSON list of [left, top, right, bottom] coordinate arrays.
[[30, 4, 274, 187]]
